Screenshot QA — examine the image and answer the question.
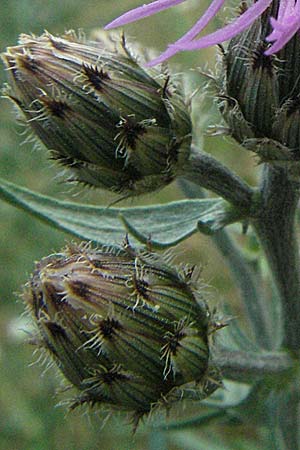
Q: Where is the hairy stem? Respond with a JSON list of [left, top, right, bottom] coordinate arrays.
[[181, 147, 254, 210], [253, 165, 300, 352], [252, 164, 300, 449], [266, 388, 300, 450], [212, 349, 294, 383], [278, 387, 300, 450], [178, 178, 270, 349], [212, 230, 272, 350]]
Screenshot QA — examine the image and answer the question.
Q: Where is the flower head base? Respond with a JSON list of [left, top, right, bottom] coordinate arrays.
[[105, 0, 299, 66], [1, 31, 192, 197], [213, 1, 300, 175], [23, 241, 219, 425]]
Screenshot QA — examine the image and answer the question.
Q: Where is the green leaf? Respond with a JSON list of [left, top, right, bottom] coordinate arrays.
[[0, 178, 244, 248], [169, 432, 230, 450], [171, 432, 261, 450], [203, 380, 252, 409], [152, 410, 227, 431]]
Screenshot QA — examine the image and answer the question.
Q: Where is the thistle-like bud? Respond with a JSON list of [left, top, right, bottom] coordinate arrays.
[[1, 31, 192, 196], [216, 1, 300, 173], [23, 241, 218, 424]]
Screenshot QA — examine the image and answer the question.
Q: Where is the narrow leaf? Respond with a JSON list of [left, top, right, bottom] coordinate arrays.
[[0, 178, 245, 248], [203, 380, 251, 408], [121, 199, 244, 247], [152, 410, 227, 431]]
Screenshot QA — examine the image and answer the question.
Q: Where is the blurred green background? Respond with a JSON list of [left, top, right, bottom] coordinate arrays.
[[0, 1, 260, 449]]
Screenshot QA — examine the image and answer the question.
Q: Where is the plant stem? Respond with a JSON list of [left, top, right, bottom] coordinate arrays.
[[253, 164, 300, 449], [266, 388, 300, 450], [253, 165, 300, 353], [212, 230, 272, 349], [278, 387, 300, 450], [182, 147, 254, 210], [212, 350, 294, 383], [178, 178, 270, 349]]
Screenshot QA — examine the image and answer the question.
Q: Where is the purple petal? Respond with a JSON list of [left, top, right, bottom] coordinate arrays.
[[276, 0, 294, 21], [173, 0, 272, 51], [145, 46, 183, 66], [265, 22, 300, 55], [105, 0, 186, 29], [265, 0, 300, 55], [146, 0, 226, 66], [173, 0, 227, 44]]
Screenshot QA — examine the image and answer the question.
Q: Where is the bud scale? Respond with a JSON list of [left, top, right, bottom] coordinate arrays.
[[2, 31, 192, 196], [23, 242, 219, 423]]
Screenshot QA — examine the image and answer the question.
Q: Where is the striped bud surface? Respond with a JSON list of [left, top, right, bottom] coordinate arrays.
[[215, 3, 300, 178], [23, 242, 217, 423], [2, 31, 192, 197]]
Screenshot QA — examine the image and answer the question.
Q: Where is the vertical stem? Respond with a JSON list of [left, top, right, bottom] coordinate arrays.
[[267, 389, 300, 450], [251, 165, 300, 449], [253, 165, 300, 352], [179, 178, 270, 349], [212, 230, 272, 349], [279, 389, 300, 450]]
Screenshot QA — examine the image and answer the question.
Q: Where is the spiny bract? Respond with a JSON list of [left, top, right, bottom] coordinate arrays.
[[2, 31, 192, 197], [23, 240, 219, 426]]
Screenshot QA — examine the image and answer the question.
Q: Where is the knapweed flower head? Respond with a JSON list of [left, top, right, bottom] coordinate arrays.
[[105, 0, 300, 66], [23, 240, 219, 426], [1, 31, 192, 197], [214, 1, 300, 171]]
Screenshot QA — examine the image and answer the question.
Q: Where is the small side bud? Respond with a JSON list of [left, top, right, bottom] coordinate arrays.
[[23, 242, 220, 425], [1, 31, 192, 196], [213, 2, 300, 177]]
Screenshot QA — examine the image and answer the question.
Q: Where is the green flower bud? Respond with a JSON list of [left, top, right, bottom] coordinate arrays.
[[2, 31, 192, 196], [23, 241, 219, 424], [215, 2, 300, 173]]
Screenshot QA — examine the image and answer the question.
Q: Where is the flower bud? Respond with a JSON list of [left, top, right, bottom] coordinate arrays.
[[2, 31, 192, 196], [215, 1, 300, 173], [23, 242, 218, 423]]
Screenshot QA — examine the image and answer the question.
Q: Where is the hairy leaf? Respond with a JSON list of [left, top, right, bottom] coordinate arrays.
[[0, 178, 244, 248]]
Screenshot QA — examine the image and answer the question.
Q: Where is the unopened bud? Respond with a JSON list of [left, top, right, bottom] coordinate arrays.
[[2, 31, 192, 196], [215, 1, 300, 174], [23, 241, 219, 424]]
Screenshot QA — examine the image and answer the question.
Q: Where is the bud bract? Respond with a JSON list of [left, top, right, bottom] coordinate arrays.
[[2, 31, 192, 196], [215, 1, 300, 174], [23, 242, 217, 423]]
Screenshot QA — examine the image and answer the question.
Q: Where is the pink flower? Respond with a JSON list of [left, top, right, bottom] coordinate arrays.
[[265, 0, 300, 54], [105, 0, 300, 65]]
